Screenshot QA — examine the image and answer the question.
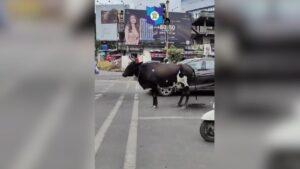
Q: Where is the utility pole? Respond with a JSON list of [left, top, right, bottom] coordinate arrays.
[[165, 0, 170, 57]]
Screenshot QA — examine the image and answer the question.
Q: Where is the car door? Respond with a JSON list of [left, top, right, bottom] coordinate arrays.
[[186, 60, 202, 86], [203, 60, 215, 85], [195, 59, 215, 87]]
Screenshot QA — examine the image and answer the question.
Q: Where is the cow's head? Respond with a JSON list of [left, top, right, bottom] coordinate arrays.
[[122, 61, 141, 77]]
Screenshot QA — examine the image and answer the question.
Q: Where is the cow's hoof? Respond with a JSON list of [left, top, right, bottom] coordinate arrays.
[[181, 106, 187, 109], [177, 104, 182, 107], [152, 105, 158, 109]]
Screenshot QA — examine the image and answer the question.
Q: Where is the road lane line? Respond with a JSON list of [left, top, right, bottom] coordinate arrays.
[[95, 83, 129, 155], [94, 93, 103, 98], [123, 89, 139, 169], [139, 116, 203, 120], [95, 95, 124, 155], [95, 82, 114, 100]]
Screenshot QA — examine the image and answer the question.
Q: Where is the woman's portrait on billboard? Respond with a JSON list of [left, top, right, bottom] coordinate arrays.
[[125, 14, 140, 45]]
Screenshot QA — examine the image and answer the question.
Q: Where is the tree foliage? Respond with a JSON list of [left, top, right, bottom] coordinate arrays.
[[167, 45, 184, 63]]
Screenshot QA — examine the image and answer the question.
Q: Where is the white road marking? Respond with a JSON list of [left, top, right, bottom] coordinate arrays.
[[139, 116, 203, 120], [123, 87, 139, 169], [95, 83, 114, 100], [95, 95, 124, 155], [95, 83, 130, 155], [94, 93, 103, 99]]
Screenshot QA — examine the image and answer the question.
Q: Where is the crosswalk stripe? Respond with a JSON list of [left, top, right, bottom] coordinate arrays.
[[123, 85, 139, 169], [95, 83, 129, 155]]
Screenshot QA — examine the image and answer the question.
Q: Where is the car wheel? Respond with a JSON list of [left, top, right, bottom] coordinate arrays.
[[157, 86, 174, 96], [200, 121, 214, 142]]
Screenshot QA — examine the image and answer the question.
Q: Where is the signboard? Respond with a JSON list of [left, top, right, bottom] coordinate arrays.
[[123, 9, 191, 46], [96, 5, 125, 41], [203, 44, 213, 56], [146, 6, 164, 26]]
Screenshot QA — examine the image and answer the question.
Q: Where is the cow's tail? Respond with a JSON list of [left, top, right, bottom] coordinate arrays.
[[193, 69, 197, 100]]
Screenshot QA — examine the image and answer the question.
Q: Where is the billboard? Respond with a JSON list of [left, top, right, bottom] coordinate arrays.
[[96, 5, 125, 41], [101, 10, 118, 24], [123, 9, 191, 46]]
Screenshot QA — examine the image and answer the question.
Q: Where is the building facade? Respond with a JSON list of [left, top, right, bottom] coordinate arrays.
[[182, 0, 215, 50]]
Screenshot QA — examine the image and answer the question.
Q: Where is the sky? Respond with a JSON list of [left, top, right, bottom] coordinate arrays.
[[181, 0, 214, 11], [95, 0, 215, 12], [95, 0, 181, 12]]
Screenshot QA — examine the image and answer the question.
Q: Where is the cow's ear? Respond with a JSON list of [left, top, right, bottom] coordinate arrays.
[[134, 58, 139, 63]]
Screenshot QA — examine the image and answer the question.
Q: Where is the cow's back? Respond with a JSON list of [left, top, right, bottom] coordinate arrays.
[[138, 62, 180, 89]]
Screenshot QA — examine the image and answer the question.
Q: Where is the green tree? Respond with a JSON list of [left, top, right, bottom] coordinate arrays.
[[167, 45, 184, 63]]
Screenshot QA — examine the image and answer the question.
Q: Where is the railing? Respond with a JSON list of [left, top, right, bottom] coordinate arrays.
[[192, 26, 214, 35]]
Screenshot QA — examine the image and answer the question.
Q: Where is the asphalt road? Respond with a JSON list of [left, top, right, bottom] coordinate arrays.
[[0, 22, 94, 169], [95, 71, 214, 169]]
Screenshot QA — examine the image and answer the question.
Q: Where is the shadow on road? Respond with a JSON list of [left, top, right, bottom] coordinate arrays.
[[188, 103, 212, 109]]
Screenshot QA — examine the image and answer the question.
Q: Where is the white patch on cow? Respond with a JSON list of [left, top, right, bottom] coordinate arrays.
[[152, 69, 155, 72], [176, 71, 188, 89], [166, 80, 168, 83]]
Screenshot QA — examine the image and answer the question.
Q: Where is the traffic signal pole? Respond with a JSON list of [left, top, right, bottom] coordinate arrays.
[[165, 0, 170, 57]]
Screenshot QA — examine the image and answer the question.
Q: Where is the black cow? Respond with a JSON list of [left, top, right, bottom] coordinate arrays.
[[122, 61, 195, 108]]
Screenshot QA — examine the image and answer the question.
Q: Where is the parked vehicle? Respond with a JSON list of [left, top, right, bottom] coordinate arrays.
[[200, 103, 214, 142], [105, 51, 122, 62], [157, 57, 215, 96], [150, 50, 166, 62]]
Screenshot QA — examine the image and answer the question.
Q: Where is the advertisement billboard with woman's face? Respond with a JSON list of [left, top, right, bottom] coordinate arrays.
[[125, 14, 140, 45], [124, 9, 191, 46]]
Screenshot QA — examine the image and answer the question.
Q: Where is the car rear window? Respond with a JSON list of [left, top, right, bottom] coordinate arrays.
[[206, 60, 214, 70], [188, 61, 202, 70]]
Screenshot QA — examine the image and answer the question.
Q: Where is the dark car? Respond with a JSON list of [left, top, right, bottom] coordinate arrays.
[[157, 57, 215, 96]]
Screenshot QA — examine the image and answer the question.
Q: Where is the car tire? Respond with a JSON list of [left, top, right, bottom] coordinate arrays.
[[157, 86, 174, 96], [200, 121, 214, 142]]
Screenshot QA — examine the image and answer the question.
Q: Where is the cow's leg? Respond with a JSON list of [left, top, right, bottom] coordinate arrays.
[[152, 88, 158, 108], [183, 87, 190, 108], [177, 91, 184, 107]]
